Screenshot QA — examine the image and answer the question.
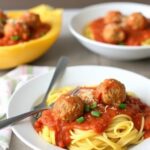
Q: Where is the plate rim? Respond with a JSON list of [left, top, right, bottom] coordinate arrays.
[[7, 65, 150, 150]]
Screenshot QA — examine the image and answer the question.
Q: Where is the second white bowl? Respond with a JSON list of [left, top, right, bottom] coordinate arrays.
[[69, 2, 150, 60]]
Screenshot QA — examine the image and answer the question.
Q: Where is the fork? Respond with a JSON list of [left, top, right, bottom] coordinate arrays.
[[34, 56, 68, 110], [0, 56, 68, 129]]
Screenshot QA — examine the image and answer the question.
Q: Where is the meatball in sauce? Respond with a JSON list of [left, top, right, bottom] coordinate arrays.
[[86, 10, 150, 46], [95, 79, 126, 105], [102, 23, 126, 44], [4, 21, 30, 41], [0, 10, 7, 37], [0, 10, 7, 25], [20, 12, 41, 29], [52, 94, 84, 122], [126, 12, 148, 30], [104, 11, 123, 24], [0, 11, 50, 46]]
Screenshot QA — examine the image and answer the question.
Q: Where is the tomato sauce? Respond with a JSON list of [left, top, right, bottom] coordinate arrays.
[[0, 23, 50, 46], [31, 23, 50, 39], [89, 18, 150, 46], [34, 92, 150, 148]]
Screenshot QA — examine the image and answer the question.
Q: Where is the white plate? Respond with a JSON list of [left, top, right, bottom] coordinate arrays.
[[7, 66, 150, 150], [69, 2, 150, 60]]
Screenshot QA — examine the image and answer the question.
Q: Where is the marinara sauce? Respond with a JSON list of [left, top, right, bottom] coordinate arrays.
[[0, 23, 50, 46], [89, 18, 150, 46], [34, 90, 150, 148]]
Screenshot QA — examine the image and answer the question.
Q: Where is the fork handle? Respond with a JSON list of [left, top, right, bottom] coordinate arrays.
[[0, 108, 46, 129], [34, 56, 68, 109], [44, 56, 68, 99]]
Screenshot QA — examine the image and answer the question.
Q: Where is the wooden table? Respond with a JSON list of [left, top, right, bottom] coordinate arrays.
[[1, 7, 150, 150]]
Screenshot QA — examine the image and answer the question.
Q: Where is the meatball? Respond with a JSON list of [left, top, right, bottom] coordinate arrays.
[[102, 23, 126, 44], [95, 79, 126, 105], [4, 21, 30, 40], [78, 88, 98, 104], [0, 10, 8, 37], [0, 10, 7, 24], [104, 11, 123, 24], [20, 12, 41, 29], [126, 12, 147, 30], [144, 115, 150, 130], [52, 95, 84, 122], [0, 23, 4, 37]]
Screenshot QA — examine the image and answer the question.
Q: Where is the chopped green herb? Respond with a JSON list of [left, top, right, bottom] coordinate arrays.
[[118, 42, 125, 45], [0, 18, 5, 24], [40, 32, 45, 37], [91, 111, 101, 117], [119, 103, 126, 109], [11, 35, 20, 41], [90, 101, 97, 109], [76, 116, 85, 123], [84, 105, 90, 112]]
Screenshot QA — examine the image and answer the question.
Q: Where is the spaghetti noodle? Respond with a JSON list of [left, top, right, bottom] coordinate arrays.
[[34, 79, 150, 150]]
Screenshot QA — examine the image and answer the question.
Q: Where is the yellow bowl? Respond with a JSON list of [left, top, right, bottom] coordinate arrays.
[[0, 4, 63, 69]]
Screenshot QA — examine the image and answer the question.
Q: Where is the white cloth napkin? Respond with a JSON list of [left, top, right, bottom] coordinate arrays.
[[0, 65, 50, 150]]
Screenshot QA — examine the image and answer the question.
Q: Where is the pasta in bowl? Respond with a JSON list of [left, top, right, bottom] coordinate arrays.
[[7, 66, 150, 150], [84, 11, 150, 46], [34, 79, 148, 150], [69, 2, 150, 60]]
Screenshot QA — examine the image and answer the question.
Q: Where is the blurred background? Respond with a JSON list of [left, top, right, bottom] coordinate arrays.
[[0, 0, 149, 9]]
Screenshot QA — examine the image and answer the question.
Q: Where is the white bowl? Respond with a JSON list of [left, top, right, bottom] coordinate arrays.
[[69, 2, 150, 60], [7, 66, 150, 150]]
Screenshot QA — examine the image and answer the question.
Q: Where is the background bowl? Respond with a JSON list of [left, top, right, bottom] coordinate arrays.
[[7, 66, 150, 150], [69, 2, 150, 60], [0, 5, 62, 69]]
